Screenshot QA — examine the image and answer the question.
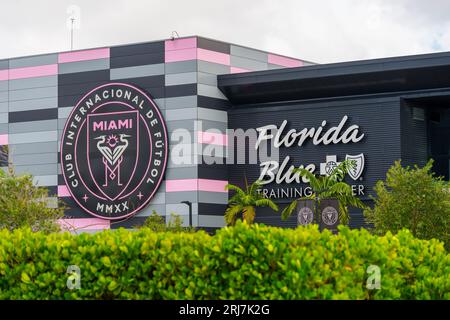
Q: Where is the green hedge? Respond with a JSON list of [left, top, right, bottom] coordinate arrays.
[[0, 222, 448, 299]]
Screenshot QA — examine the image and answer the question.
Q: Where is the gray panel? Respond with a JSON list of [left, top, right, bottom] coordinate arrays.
[[11, 153, 57, 166], [8, 141, 58, 155], [58, 118, 68, 130], [14, 163, 58, 176], [154, 98, 165, 110], [197, 72, 217, 86], [198, 119, 227, 132], [268, 63, 287, 70], [9, 86, 57, 101], [0, 113, 7, 123], [198, 191, 228, 204], [230, 45, 268, 62], [165, 95, 197, 109], [9, 75, 57, 90], [0, 123, 7, 134], [0, 59, 8, 70], [58, 106, 74, 119], [230, 55, 268, 71], [198, 107, 227, 122], [9, 54, 57, 68], [165, 72, 197, 86], [59, 58, 109, 74], [198, 215, 226, 228], [197, 84, 227, 100], [167, 120, 195, 132], [200, 144, 226, 158], [0, 81, 8, 92], [197, 60, 229, 75], [165, 166, 198, 179], [168, 155, 197, 168], [0, 91, 7, 102], [168, 119, 226, 133], [110, 63, 165, 80], [9, 97, 57, 112], [165, 60, 197, 74], [8, 130, 58, 144], [165, 107, 197, 121], [148, 190, 166, 204], [165, 191, 198, 203], [166, 202, 198, 216], [0, 102, 8, 113], [135, 204, 166, 217], [32, 174, 58, 187], [9, 119, 57, 134]]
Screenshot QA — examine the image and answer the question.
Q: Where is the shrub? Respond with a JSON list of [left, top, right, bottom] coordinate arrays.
[[364, 160, 450, 250], [0, 222, 448, 299], [141, 210, 196, 233]]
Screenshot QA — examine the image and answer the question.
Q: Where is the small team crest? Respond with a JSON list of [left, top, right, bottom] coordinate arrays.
[[322, 206, 338, 226], [297, 207, 314, 225], [345, 153, 365, 180]]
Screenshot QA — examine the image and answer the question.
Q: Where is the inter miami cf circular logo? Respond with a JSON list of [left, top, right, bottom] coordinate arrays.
[[60, 83, 168, 220], [297, 207, 313, 225], [322, 206, 338, 226]]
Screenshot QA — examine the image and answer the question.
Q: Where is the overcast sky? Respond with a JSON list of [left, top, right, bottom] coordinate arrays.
[[1, 0, 449, 63]]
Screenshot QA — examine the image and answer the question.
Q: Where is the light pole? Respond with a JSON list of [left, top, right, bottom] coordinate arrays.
[[181, 201, 192, 227]]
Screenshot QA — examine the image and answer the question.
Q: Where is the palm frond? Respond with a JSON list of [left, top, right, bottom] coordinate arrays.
[[281, 200, 298, 220], [255, 198, 279, 211], [224, 204, 243, 226], [224, 183, 246, 197]]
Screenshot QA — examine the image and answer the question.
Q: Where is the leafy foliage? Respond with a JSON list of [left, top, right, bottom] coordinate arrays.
[[0, 222, 448, 299], [364, 160, 450, 250], [141, 210, 196, 233], [225, 179, 278, 225], [282, 160, 365, 225], [0, 146, 64, 233]]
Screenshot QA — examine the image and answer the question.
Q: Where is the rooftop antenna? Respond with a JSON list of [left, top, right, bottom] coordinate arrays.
[[170, 31, 180, 40]]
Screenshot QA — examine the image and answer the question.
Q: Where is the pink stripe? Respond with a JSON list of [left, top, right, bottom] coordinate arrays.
[[58, 48, 110, 63], [57, 185, 71, 197], [9, 64, 58, 80], [268, 53, 303, 67], [0, 70, 8, 81], [0, 134, 8, 145], [58, 218, 110, 230], [230, 66, 251, 73], [198, 131, 228, 146], [165, 37, 197, 51], [197, 48, 230, 65], [165, 48, 197, 63], [166, 179, 228, 193]]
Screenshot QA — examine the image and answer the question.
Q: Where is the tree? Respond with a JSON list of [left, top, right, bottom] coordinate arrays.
[[142, 210, 196, 233], [225, 179, 278, 225], [0, 146, 64, 233], [364, 160, 449, 249], [281, 160, 365, 225]]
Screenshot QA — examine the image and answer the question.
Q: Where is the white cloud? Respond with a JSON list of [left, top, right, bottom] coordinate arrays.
[[0, 0, 449, 63]]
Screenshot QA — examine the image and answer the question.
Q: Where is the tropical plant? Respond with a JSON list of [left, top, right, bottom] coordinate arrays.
[[281, 159, 365, 225], [0, 145, 65, 233], [224, 179, 278, 225], [364, 160, 450, 250], [142, 210, 196, 233]]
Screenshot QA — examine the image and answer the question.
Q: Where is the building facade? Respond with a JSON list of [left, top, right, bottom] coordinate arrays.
[[1, 36, 449, 232]]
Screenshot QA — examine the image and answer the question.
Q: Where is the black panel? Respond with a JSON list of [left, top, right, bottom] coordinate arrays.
[[110, 52, 164, 69], [46, 186, 57, 196], [9, 108, 58, 122], [198, 203, 227, 216], [197, 37, 230, 54], [198, 164, 228, 180], [58, 70, 110, 86], [111, 41, 164, 57], [197, 95, 232, 111], [61, 197, 92, 219], [58, 80, 111, 97], [165, 84, 196, 98]]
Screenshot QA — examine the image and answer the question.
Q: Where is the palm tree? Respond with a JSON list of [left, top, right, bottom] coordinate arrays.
[[224, 179, 279, 225], [281, 160, 365, 225]]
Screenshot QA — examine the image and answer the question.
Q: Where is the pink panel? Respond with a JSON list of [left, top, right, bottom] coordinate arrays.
[[0, 70, 8, 81], [198, 179, 228, 193], [8, 64, 58, 80], [165, 37, 197, 51], [0, 134, 8, 145], [197, 48, 230, 65], [198, 131, 228, 146], [165, 48, 197, 63], [230, 66, 250, 74], [58, 48, 110, 63], [166, 179, 228, 193], [58, 218, 110, 231], [57, 185, 71, 197], [166, 179, 198, 192], [268, 53, 303, 67]]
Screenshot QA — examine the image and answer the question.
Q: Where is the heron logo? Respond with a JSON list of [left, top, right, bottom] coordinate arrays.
[[61, 83, 168, 220]]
